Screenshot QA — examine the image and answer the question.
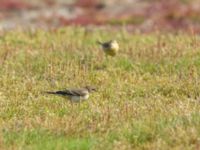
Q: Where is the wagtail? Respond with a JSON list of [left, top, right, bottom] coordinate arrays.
[[44, 86, 96, 102], [97, 40, 119, 56]]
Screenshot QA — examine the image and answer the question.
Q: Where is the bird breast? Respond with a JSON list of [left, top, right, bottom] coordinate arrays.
[[111, 42, 119, 51], [70, 94, 89, 102]]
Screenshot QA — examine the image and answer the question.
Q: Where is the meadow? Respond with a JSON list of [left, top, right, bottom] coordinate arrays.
[[0, 27, 200, 149]]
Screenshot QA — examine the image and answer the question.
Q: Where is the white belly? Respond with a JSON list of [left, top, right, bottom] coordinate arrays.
[[69, 94, 89, 102]]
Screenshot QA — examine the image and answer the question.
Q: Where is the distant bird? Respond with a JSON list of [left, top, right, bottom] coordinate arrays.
[[97, 40, 119, 56], [44, 86, 96, 103]]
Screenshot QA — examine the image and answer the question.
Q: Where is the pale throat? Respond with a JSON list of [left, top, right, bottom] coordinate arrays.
[[111, 43, 119, 50]]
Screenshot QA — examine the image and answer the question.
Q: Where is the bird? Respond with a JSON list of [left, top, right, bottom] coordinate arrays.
[[97, 40, 119, 56], [44, 86, 96, 102]]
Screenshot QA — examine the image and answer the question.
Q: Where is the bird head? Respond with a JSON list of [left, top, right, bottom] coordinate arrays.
[[110, 40, 119, 50], [85, 86, 97, 93]]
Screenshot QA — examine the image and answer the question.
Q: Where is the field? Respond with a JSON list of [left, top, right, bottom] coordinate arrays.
[[0, 27, 200, 150]]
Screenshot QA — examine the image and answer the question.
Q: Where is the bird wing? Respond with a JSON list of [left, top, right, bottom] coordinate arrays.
[[44, 90, 70, 96], [67, 89, 87, 96], [102, 42, 110, 49], [49, 88, 87, 97], [97, 41, 110, 49]]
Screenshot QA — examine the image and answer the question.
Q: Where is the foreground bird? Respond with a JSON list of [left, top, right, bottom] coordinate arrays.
[[44, 86, 96, 102], [97, 40, 119, 56]]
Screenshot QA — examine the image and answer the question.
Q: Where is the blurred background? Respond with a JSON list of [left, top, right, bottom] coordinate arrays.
[[0, 0, 200, 33]]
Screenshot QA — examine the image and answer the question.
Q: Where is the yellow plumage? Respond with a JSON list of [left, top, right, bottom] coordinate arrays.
[[97, 40, 119, 56]]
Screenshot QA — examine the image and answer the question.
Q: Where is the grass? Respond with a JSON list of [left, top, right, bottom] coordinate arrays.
[[0, 27, 200, 149]]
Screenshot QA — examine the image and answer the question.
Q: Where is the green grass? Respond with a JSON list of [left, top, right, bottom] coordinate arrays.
[[3, 129, 96, 150], [0, 27, 200, 149]]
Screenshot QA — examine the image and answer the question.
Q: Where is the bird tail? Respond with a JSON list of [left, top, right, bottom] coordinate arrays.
[[43, 91, 57, 95]]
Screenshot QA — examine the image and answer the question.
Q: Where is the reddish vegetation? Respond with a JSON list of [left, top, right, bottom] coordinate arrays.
[[71, 0, 200, 32], [75, 0, 99, 8], [0, 0, 200, 32], [66, 15, 103, 26], [0, 0, 30, 10]]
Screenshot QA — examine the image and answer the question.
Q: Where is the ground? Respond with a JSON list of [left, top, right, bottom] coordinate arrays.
[[0, 27, 200, 149]]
